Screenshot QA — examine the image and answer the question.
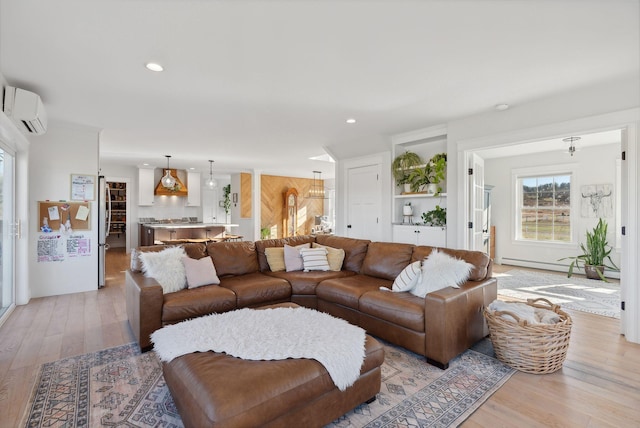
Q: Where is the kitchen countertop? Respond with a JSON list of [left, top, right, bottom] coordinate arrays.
[[140, 223, 239, 229]]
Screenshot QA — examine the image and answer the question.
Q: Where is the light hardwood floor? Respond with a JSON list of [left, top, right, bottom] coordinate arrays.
[[0, 250, 638, 427]]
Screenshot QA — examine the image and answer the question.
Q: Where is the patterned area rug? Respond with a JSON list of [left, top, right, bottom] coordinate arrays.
[[496, 269, 620, 318], [24, 341, 514, 428]]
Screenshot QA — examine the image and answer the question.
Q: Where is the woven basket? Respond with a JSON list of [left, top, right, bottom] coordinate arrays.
[[483, 298, 572, 374]]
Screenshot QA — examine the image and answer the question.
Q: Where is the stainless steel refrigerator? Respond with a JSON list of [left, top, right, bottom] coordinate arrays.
[[98, 176, 111, 288]]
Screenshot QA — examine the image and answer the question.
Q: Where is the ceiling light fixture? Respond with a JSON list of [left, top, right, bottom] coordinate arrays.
[[161, 155, 176, 188], [346, 118, 356, 124], [308, 171, 327, 199], [495, 104, 509, 111], [145, 62, 164, 72], [204, 160, 218, 189], [563, 136, 581, 156]]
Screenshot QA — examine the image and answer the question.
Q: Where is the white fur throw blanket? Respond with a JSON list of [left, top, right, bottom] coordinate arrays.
[[151, 307, 367, 391]]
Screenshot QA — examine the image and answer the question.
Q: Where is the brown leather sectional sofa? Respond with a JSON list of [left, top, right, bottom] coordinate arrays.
[[126, 234, 497, 369]]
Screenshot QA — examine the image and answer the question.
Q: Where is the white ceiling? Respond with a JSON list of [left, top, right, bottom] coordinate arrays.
[[1, 1, 638, 179]]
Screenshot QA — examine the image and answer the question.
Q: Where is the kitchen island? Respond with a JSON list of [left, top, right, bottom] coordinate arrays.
[[138, 222, 240, 246]]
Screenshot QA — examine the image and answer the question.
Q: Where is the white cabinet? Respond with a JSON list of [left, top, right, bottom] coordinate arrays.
[[138, 168, 155, 206], [187, 172, 201, 206], [393, 224, 446, 247]]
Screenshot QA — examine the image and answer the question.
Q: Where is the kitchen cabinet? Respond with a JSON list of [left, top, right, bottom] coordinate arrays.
[[393, 224, 446, 247], [187, 171, 201, 206], [138, 168, 155, 206]]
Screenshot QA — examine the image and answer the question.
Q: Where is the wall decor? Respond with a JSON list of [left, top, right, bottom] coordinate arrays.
[[71, 174, 96, 201], [581, 184, 613, 218]]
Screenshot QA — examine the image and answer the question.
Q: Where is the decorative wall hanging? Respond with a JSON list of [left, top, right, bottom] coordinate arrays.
[[580, 184, 613, 218]]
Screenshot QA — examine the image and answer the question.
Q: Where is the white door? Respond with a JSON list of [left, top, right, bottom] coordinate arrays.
[[0, 147, 15, 323], [346, 164, 381, 241], [468, 153, 485, 251]]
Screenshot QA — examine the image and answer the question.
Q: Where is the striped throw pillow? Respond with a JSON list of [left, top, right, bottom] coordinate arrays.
[[391, 261, 422, 292], [299, 247, 330, 272]]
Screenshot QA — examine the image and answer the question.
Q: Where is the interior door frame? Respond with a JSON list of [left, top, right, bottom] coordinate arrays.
[[456, 108, 639, 343]]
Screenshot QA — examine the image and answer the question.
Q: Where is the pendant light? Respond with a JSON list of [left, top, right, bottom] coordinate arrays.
[[563, 136, 580, 156], [307, 171, 326, 199], [204, 160, 218, 189], [161, 155, 176, 188]]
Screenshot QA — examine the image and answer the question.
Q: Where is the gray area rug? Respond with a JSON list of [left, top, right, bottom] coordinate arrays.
[[496, 269, 620, 319], [24, 340, 514, 427]]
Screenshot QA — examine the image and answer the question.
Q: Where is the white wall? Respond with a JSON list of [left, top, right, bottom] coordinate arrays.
[[485, 143, 621, 273], [29, 122, 100, 297]]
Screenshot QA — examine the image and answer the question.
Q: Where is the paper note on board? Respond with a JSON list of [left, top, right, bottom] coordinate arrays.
[[75, 205, 90, 221], [48, 206, 60, 221]]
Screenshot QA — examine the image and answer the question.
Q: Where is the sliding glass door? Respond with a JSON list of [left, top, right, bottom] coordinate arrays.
[[0, 147, 15, 322]]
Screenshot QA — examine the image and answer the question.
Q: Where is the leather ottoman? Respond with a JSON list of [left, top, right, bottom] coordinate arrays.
[[161, 310, 384, 427]]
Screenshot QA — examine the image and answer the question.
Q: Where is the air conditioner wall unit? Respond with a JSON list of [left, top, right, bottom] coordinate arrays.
[[2, 86, 48, 135]]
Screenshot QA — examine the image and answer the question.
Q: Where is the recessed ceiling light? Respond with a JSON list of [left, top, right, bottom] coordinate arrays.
[[346, 118, 356, 124], [145, 62, 164, 72], [495, 104, 509, 111], [142, 162, 150, 166]]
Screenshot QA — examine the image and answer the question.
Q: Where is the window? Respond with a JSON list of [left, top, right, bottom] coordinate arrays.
[[517, 174, 571, 242]]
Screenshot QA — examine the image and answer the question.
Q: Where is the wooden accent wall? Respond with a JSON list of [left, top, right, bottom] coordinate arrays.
[[240, 173, 252, 218], [261, 174, 324, 239]]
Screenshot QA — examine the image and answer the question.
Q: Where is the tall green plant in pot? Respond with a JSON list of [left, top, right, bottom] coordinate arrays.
[[559, 218, 619, 281]]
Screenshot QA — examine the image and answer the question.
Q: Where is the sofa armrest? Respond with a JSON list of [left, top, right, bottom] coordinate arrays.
[[423, 278, 497, 368], [125, 270, 164, 351]]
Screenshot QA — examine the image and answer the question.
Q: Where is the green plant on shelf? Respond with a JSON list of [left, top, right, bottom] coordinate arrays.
[[421, 205, 446, 227]]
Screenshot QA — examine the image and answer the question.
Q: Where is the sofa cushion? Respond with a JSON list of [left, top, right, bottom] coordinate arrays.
[[162, 285, 237, 324], [312, 243, 346, 271], [392, 260, 422, 292], [131, 243, 207, 273], [207, 241, 260, 277], [140, 246, 187, 293], [219, 272, 291, 307], [315, 235, 370, 273], [182, 256, 220, 288], [255, 236, 317, 272], [316, 275, 391, 309], [266, 270, 356, 295], [361, 242, 414, 280], [300, 247, 330, 272], [411, 249, 474, 298], [412, 246, 490, 281], [284, 243, 312, 272], [264, 247, 286, 272], [359, 290, 425, 332]]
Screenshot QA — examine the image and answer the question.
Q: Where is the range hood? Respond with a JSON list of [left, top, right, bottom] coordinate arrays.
[[154, 168, 188, 196]]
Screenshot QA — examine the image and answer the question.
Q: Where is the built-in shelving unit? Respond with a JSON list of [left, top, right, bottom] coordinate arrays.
[[391, 124, 448, 247]]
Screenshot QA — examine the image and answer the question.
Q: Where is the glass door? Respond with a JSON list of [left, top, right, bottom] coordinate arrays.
[[0, 147, 15, 322]]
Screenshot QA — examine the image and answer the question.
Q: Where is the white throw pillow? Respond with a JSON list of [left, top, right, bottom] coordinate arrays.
[[312, 243, 346, 271], [411, 249, 474, 298], [299, 247, 330, 272], [182, 256, 220, 289], [139, 246, 187, 294], [392, 261, 422, 292], [283, 243, 311, 272]]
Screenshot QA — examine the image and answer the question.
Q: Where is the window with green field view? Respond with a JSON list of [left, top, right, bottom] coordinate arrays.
[[517, 174, 571, 242]]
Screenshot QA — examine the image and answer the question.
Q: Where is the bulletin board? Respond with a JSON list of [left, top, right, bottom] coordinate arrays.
[[38, 201, 91, 232]]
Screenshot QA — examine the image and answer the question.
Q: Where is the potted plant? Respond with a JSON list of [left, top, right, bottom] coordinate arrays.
[[392, 151, 423, 193], [403, 202, 413, 216], [559, 218, 619, 281], [427, 153, 447, 195], [421, 205, 446, 227], [408, 164, 431, 193]]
